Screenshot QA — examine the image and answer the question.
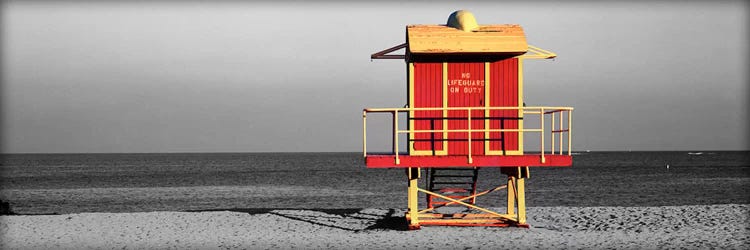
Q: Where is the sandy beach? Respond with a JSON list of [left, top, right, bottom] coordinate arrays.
[[1, 204, 747, 249]]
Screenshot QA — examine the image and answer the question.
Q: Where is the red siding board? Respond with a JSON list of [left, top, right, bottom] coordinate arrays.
[[447, 63, 485, 156], [413, 63, 443, 152], [490, 59, 519, 152]]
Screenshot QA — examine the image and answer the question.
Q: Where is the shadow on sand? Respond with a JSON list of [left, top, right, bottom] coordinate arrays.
[[186, 208, 409, 232]]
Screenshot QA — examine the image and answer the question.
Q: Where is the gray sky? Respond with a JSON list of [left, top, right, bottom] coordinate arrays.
[[1, 1, 747, 153]]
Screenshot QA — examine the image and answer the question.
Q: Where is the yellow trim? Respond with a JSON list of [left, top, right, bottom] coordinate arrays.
[[408, 63, 415, 154], [410, 62, 447, 156], [442, 62, 449, 154], [484, 62, 500, 155], [484, 62, 490, 155], [518, 58, 525, 154]]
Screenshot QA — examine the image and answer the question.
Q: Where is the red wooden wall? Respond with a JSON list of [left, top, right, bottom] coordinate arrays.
[[411, 58, 519, 155], [447, 63, 485, 155], [412, 63, 443, 152], [489, 58, 519, 152]]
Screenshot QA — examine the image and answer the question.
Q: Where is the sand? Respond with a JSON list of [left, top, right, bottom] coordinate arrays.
[[1, 204, 748, 249]]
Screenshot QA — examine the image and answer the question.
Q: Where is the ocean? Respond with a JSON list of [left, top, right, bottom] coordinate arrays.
[[1, 151, 748, 215]]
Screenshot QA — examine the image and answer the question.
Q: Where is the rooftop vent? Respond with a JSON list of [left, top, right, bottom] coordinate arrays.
[[447, 10, 479, 32]]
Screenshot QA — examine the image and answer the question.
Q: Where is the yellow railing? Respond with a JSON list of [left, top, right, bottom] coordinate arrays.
[[362, 106, 573, 165]]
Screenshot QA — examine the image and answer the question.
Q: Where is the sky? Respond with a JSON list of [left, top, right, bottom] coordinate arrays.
[[1, 1, 747, 153]]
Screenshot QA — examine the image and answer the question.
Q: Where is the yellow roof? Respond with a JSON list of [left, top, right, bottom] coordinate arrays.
[[406, 24, 528, 55]]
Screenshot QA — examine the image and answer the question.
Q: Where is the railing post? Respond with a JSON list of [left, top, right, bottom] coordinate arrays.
[[540, 108, 545, 164], [363, 110, 367, 158], [467, 107, 472, 164], [558, 111, 563, 155], [568, 110, 572, 156], [551, 110, 555, 154], [394, 111, 400, 165]]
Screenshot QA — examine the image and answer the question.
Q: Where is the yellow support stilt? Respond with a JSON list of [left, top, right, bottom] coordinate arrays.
[[408, 167, 421, 230], [507, 176, 516, 217], [517, 176, 526, 225]]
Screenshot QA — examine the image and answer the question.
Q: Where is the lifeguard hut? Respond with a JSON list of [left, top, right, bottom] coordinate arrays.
[[363, 10, 574, 229]]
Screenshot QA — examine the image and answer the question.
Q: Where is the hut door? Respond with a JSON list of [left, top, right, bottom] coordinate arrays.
[[487, 58, 521, 155], [447, 63, 485, 156]]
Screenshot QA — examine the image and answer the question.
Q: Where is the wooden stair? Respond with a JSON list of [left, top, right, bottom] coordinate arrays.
[[426, 168, 480, 208]]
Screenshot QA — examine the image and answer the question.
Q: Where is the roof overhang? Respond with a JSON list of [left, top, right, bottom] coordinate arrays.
[[518, 45, 557, 59], [407, 24, 527, 56], [371, 44, 556, 61], [371, 23, 555, 61]]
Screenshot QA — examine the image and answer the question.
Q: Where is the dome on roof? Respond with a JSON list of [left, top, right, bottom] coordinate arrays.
[[447, 10, 478, 32]]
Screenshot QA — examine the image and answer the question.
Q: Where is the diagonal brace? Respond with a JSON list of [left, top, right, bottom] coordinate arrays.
[[418, 188, 516, 221], [419, 184, 507, 214], [371, 43, 406, 59]]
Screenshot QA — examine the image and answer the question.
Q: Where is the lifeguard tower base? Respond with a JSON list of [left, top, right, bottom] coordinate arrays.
[[363, 10, 574, 230]]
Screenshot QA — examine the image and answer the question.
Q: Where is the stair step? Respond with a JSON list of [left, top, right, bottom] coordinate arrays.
[[431, 200, 470, 205], [431, 194, 469, 198], [431, 181, 475, 185], [432, 175, 475, 178], [427, 168, 479, 208], [434, 188, 469, 193], [436, 168, 477, 171]]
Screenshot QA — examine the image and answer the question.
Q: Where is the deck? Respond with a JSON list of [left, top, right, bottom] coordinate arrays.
[[365, 154, 572, 168]]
